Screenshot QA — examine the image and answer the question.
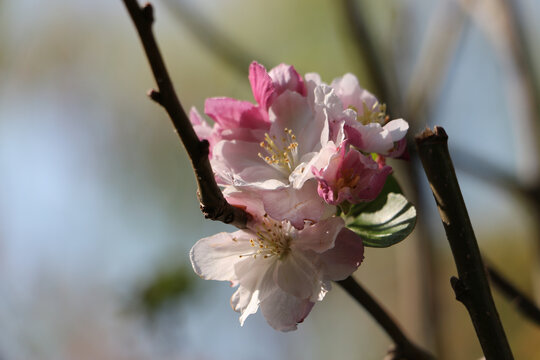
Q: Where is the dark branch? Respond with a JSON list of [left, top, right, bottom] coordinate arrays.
[[337, 277, 435, 360], [486, 263, 540, 326], [415, 127, 514, 360], [122, 0, 248, 228]]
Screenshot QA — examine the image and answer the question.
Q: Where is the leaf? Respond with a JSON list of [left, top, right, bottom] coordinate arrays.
[[344, 176, 416, 248], [136, 266, 196, 317]]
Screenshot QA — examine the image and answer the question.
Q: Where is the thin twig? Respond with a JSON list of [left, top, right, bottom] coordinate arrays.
[[415, 126, 513, 360], [122, 0, 248, 228], [337, 277, 435, 360], [486, 263, 540, 326]]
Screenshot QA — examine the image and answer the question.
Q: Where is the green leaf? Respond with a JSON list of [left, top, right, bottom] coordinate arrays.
[[343, 176, 416, 248]]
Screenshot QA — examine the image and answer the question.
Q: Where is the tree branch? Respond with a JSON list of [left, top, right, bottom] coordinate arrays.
[[122, 0, 248, 228], [486, 262, 540, 326], [415, 126, 514, 360], [336, 277, 435, 360]]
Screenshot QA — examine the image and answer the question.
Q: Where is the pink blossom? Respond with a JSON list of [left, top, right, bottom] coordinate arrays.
[[191, 63, 408, 227], [189, 61, 306, 150], [189, 195, 364, 331], [209, 84, 342, 228], [327, 73, 408, 157], [312, 142, 393, 205]]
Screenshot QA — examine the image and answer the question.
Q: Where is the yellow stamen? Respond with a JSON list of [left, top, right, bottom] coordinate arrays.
[[258, 128, 299, 175]]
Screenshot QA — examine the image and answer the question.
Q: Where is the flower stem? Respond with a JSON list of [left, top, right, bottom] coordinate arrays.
[[122, 0, 248, 228], [336, 276, 435, 360]]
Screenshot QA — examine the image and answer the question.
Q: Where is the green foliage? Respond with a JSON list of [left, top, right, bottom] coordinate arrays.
[[137, 266, 196, 317], [343, 175, 416, 248]]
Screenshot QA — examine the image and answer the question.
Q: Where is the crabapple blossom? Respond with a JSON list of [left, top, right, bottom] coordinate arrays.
[[310, 72, 408, 158], [312, 141, 393, 205], [190, 62, 408, 227], [189, 194, 364, 331]]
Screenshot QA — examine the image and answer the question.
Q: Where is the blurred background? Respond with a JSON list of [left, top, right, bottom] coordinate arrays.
[[1, 0, 539, 359]]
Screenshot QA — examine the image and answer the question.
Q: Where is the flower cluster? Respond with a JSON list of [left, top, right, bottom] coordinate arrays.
[[189, 62, 408, 331]]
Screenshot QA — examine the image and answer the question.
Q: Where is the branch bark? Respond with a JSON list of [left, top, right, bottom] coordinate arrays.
[[122, 0, 248, 228], [415, 126, 514, 360], [337, 277, 435, 360]]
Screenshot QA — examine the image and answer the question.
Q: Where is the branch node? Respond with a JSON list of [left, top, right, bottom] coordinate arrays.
[[147, 88, 163, 105], [141, 3, 154, 23], [450, 276, 467, 303]]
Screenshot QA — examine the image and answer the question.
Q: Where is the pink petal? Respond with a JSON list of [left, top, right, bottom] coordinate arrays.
[[314, 146, 392, 205], [293, 216, 345, 253], [269, 91, 322, 156], [259, 287, 315, 332], [319, 228, 364, 281], [344, 122, 394, 154], [205, 97, 269, 129], [261, 180, 335, 229], [330, 73, 378, 111], [223, 187, 266, 220], [269, 63, 307, 96], [249, 61, 276, 110], [189, 107, 219, 154]]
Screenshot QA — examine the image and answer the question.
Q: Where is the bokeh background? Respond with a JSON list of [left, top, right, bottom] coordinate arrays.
[[1, 0, 540, 359]]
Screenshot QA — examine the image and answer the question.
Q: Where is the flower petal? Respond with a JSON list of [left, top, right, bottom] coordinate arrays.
[[319, 228, 364, 281], [269, 63, 307, 96], [234, 256, 278, 299], [330, 73, 378, 111], [384, 118, 408, 142], [293, 216, 345, 253], [259, 287, 315, 332], [249, 61, 275, 110], [344, 122, 394, 154], [261, 180, 335, 229], [269, 90, 323, 156], [190, 230, 255, 282], [211, 140, 287, 186], [205, 97, 268, 129], [231, 286, 260, 326], [274, 251, 320, 299]]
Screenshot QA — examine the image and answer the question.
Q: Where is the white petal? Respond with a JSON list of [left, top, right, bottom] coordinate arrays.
[[212, 140, 286, 185], [274, 251, 320, 299], [190, 230, 254, 282], [357, 123, 394, 154], [234, 256, 278, 303], [383, 118, 409, 142], [231, 286, 260, 326], [259, 287, 315, 332]]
